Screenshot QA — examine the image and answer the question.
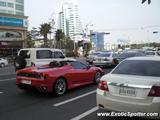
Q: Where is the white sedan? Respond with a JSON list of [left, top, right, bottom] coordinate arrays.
[[0, 58, 8, 67], [97, 57, 160, 118]]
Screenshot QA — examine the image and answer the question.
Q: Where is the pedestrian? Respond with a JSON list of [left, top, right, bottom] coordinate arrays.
[[14, 52, 27, 71]]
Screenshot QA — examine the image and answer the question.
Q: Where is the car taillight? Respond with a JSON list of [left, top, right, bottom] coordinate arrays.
[[39, 73, 50, 79], [98, 81, 109, 91], [148, 86, 160, 97], [112, 59, 119, 65], [104, 58, 109, 61]]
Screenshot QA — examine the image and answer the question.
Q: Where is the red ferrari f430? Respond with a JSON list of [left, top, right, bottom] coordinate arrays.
[[16, 60, 104, 96]]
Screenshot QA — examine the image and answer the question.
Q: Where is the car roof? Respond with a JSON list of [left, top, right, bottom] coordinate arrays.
[[19, 48, 62, 52], [126, 56, 160, 61]]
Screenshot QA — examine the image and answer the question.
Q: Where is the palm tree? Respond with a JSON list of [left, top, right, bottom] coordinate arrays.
[[39, 23, 51, 47], [26, 31, 35, 48], [55, 29, 65, 49]]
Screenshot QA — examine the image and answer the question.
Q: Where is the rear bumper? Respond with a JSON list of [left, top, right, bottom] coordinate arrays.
[[16, 77, 53, 92], [93, 61, 112, 66], [96, 89, 160, 113]]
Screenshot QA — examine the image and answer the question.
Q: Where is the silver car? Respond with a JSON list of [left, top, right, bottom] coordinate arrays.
[[145, 51, 160, 56], [86, 52, 101, 64], [93, 52, 118, 67], [97, 57, 160, 118], [0, 58, 8, 67]]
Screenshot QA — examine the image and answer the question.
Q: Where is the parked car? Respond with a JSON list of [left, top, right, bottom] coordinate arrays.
[[93, 52, 119, 67], [86, 52, 101, 64], [97, 57, 160, 118], [0, 58, 8, 67], [16, 60, 104, 96], [15, 48, 75, 68], [145, 51, 160, 56], [116, 51, 146, 63]]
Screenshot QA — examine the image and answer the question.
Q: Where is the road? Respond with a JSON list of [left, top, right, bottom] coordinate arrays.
[[0, 64, 146, 120]]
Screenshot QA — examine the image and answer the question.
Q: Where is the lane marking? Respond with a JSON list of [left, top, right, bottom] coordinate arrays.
[[0, 92, 3, 94], [53, 90, 96, 107], [0, 78, 16, 82], [0, 73, 16, 76], [71, 106, 99, 120]]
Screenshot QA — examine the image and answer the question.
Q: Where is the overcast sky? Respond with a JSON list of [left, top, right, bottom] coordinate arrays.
[[25, 0, 160, 44]]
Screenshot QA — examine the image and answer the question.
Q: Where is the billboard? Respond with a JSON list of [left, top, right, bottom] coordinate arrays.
[[0, 16, 25, 27]]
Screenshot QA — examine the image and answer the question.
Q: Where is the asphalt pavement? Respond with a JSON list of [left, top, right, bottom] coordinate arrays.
[[0, 61, 147, 120]]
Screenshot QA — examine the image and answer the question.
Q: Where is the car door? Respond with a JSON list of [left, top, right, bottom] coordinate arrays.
[[69, 61, 93, 86]]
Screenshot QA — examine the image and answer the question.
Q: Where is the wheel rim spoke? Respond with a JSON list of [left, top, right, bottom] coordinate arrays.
[[96, 72, 101, 82], [56, 79, 66, 95]]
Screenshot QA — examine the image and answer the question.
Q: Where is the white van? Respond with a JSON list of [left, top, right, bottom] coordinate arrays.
[[18, 48, 75, 67]]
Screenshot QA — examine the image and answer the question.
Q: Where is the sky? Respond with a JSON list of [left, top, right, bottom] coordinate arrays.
[[25, 0, 160, 44]]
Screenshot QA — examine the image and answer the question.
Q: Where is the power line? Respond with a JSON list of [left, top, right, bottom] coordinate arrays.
[[95, 25, 160, 32]]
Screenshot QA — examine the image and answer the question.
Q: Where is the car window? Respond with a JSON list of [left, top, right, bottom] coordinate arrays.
[[53, 51, 64, 58], [71, 61, 87, 69], [112, 60, 160, 77], [19, 50, 31, 58], [98, 53, 111, 57], [118, 53, 136, 58], [146, 52, 155, 55], [36, 50, 52, 59]]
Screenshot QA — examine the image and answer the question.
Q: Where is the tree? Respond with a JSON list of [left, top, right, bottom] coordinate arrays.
[[26, 32, 35, 48], [55, 29, 65, 49], [39, 23, 51, 47], [64, 37, 75, 57], [30, 27, 39, 40], [83, 42, 92, 57]]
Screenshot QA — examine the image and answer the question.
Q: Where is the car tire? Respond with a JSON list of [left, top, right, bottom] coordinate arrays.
[[0, 63, 5, 68], [53, 78, 67, 96], [93, 71, 101, 84]]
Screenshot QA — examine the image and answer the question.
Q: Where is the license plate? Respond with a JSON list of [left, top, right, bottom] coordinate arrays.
[[21, 80, 31, 85], [119, 87, 136, 97]]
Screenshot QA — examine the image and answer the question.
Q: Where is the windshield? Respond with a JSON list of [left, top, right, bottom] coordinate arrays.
[[112, 60, 160, 77]]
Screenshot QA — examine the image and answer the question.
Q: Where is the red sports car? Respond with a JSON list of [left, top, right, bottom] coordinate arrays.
[[16, 60, 104, 96]]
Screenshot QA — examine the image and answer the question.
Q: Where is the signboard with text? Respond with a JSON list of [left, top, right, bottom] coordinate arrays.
[[0, 16, 26, 27]]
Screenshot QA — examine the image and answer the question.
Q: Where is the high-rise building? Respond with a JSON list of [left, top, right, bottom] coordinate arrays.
[[0, 0, 28, 57], [0, 0, 24, 16], [91, 31, 105, 51], [58, 0, 82, 41]]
